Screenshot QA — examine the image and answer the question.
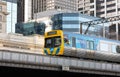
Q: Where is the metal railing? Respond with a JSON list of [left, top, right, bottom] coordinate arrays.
[[0, 50, 120, 76]]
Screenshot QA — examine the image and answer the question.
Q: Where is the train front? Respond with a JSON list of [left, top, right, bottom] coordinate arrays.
[[44, 30, 64, 55]]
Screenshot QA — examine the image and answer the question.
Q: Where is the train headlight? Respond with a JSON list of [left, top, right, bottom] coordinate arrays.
[[56, 47, 60, 55]]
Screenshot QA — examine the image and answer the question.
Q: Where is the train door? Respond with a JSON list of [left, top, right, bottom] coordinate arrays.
[[72, 37, 76, 47], [87, 40, 94, 50]]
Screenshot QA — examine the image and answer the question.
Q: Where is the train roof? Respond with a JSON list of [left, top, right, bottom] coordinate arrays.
[[64, 32, 120, 44]]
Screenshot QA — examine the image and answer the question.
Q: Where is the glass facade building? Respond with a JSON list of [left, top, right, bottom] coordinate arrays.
[[15, 22, 45, 36], [16, 13, 105, 37], [51, 13, 104, 37]]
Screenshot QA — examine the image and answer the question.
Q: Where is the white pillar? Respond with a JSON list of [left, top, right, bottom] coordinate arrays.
[[24, 0, 32, 22], [105, 0, 107, 18], [94, 0, 96, 17]]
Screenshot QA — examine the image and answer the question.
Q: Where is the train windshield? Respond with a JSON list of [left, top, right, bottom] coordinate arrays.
[[45, 36, 61, 48]]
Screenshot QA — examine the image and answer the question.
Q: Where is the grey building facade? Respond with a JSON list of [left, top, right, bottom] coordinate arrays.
[[21, 0, 77, 22], [78, 0, 120, 18]]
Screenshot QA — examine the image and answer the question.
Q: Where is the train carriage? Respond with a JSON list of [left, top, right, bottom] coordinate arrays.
[[64, 31, 120, 54], [44, 30, 120, 61]]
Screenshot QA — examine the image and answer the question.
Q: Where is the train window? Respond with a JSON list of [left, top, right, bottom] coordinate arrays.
[[45, 36, 61, 48], [90, 41, 94, 50], [72, 37, 76, 47], [54, 37, 61, 47], [87, 40, 94, 50], [45, 38, 53, 48], [87, 41, 89, 49], [111, 45, 117, 53], [116, 45, 120, 53], [64, 38, 69, 44], [46, 39, 51, 46], [100, 43, 109, 52]]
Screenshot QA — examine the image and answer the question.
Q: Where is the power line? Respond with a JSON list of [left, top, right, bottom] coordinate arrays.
[[80, 15, 120, 34]]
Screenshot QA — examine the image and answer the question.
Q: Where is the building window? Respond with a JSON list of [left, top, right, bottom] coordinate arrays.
[[109, 24, 116, 32], [96, 11, 104, 15], [90, 0, 94, 3], [107, 0, 114, 2], [84, 11, 88, 13], [97, 0, 104, 4], [78, 8, 83, 11], [90, 11, 94, 16], [107, 9, 116, 13], [107, 3, 115, 8], [80, 12, 83, 14], [0, 6, 2, 11], [90, 5, 94, 9], [118, 8, 120, 11], [97, 5, 104, 10]]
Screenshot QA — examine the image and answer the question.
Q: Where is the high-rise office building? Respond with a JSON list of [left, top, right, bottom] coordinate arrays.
[[78, 0, 120, 40], [17, 0, 24, 23], [19, 0, 77, 22], [32, 0, 77, 13], [78, 0, 120, 18], [17, 0, 32, 22]]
